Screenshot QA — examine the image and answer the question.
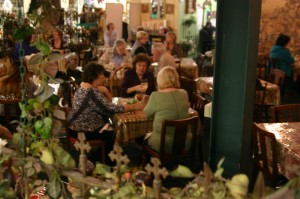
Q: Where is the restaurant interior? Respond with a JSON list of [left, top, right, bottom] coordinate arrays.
[[0, 0, 299, 198]]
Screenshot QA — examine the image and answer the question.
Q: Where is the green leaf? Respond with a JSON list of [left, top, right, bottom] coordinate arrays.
[[52, 144, 76, 168], [13, 26, 35, 41], [0, 154, 10, 164], [34, 120, 44, 133], [26, 167, 36, 177], [94, 163, 112, 175], [46, 177, 62, 199], [169, 165, 194, 178], [49, 95, 60, 105], [43, 99, 51, 109], [36, 40, 51, 56]]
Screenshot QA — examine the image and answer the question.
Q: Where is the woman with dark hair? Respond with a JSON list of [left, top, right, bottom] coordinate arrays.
[[13, 33, 39, 64], [270, 33, 295, 95], [121, 53, 156, 97], [67, 62, 144, 161]]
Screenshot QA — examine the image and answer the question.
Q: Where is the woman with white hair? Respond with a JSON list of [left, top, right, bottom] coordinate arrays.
[[143, 66, 191, 152], [151, 42, 176, 76], [98, 39, 132, 72], [131, 31, 151, 56]]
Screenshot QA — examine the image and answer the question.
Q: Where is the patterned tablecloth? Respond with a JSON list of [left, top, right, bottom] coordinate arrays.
[[257, 122, 300, 179], [259, 79, 281, 105], [113, 98, 198, 145], [196, 77, 281, 105]]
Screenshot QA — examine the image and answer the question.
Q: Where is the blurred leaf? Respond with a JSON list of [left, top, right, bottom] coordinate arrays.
[[46, 176, 62, 199], [53, 109, 66, 120], [40, 148, 54, 165], [252, 172, 266, 199], [49, 94, 60, 105], [13, 26, 35, 41], [214, 157, 225, 177], [36, 40, 51, 56], [94, 163, 111, 175], [52, 144, 76, 168], [36, 84, 55, 103], [112, 183, 136, 198], [0, 180, 16, 199], [169, 165, 194, 178]]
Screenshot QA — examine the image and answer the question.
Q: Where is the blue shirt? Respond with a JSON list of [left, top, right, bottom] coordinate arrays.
[[269, 45, 295, 77]]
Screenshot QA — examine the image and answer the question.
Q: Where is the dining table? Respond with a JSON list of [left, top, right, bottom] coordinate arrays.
[[256, 122, 300, 179], [112, 97, 198, 146], [196, 77, 281, 105]]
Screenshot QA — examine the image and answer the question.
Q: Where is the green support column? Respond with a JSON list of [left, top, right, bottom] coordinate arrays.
[[209, 0, 261, 179]]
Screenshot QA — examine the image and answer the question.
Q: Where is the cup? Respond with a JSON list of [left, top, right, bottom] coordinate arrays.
[[135, 92, 144, 102]]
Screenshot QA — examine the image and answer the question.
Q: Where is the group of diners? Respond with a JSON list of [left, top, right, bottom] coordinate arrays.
[[66, 61, 192, 164], [1, 22, 192, 164]]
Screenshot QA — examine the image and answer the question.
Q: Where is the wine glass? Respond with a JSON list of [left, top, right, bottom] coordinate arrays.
[[140, 78, 148, 92]]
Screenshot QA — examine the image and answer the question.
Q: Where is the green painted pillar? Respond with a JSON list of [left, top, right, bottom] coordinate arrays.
[[209, 0, 261, 179]]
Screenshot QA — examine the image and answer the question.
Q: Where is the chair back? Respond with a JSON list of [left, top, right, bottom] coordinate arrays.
[[269, 58, 281, 70], [253, 123, 279, 184], [201, 65, 214, 77], [257, 54, 268, 80], [271, 104, 300, 122], [254, 78, 267, 105], [0, 99, 21, 127], [191, 92, 209, 124], [159, 116, 198, 162], [268, 68, 285, 89], [253, 79, 267, 122], [180, 76, 197, 102], [109, 68, 124, 97]]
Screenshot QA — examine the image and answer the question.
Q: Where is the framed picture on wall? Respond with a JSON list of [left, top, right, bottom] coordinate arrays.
[[186, 0, 196, 14], [141, 3, 149, 13], [166, 4, 174, 14]]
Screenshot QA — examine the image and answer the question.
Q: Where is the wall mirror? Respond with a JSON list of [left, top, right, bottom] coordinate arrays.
[[150, 0, 164, 19]]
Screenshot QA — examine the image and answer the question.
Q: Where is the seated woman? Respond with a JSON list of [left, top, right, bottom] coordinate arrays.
[[67, 63, 144, 161], [143, 66, 191, 153], [131, 31, 151, 57], [121, 53, 156, 98], [104, 23, 119, 47], [13, 33, 39, 64], [49, 28, 68, 54], [164, 31, 183, 58], [269, 33, 295, 95], [98, 39, 132, 73]]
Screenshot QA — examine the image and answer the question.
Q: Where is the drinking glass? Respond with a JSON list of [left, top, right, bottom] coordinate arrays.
[[140, 78, 148, 92]]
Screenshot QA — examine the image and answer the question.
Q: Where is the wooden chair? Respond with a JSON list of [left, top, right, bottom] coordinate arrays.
[[180, 76, 197, 102], [252, 123, 287, 188], [143, 116, 198, 167], [190, 92, 209, 165], [109, 68, 124, 97], [271, 104, 300, 123], [268, 68, 285, 90], [0, 98, 21, 128], [201, 65, 214, 77], [191, 92, 209, 125], [63, 107, 107, 164], [269, 57, 281, 70], [253, 78, 268, 122], [256, 54, 268, 80]]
